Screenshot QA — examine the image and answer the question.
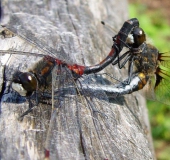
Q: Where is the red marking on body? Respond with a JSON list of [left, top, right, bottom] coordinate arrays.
[[44, 56, 86, 75], [67, 64, 85, 75], [55, 59, 64, 65], [55, 57, 85, 75], [116, 35, 121, 44], [99, 48, 115, 64], [43, 56, 64, 65], [108, 48, 115, 56], [44, 149, 50, 159], [44, 55, 55, 62]]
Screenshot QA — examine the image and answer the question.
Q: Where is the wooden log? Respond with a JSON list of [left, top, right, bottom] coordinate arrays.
[[0, 0, 155, 159]]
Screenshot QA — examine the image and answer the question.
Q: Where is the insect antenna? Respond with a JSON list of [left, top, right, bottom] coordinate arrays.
[[101, 21, 117, 33]]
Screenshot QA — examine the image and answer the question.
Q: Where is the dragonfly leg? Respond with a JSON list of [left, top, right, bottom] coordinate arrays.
[[127, 57, 134, 84], [112, 50, 131, 69], [18, 105, 34, 121], [112, 54, 134, 85], [18, 94, 39, 121]]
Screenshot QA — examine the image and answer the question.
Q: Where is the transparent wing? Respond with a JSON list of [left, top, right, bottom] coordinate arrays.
[[43, 63, 151, 159], [154, 52, 170, 105], [0, 53, 154, 159], [154, 75, 170, 105], [2, 13, 75, 63], [45, 64, 122, 159], [144, 52, 170, 105]]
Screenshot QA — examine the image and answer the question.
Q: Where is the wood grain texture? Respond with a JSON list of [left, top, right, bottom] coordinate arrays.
[[0, 0, 155, 159]]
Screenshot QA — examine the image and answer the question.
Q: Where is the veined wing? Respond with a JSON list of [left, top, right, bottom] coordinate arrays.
[[0, 33, 51, 96], [144, 52, 170, 105], [153, 52, 170, 105], [43, 62, 152, 159], [1, 12, 75, 64], [45, 63, 114, 159], [0, 51, 154, 159], [0, 50, 45, 58], [0, 13, 153, 160]]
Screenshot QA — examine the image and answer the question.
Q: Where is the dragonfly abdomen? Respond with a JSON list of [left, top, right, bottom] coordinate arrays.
[[81, 73, 149, 97]]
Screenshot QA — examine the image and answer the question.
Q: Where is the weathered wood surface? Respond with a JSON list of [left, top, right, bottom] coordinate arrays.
[[0, 0, 155, 160]]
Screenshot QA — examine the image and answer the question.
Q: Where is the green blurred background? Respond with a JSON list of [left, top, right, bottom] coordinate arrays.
[[129, 0, 170, 159]]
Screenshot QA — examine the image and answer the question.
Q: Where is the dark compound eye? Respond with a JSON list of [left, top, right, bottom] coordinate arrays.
[[12, 72, 38, 96], [132, 27, 146, 47]]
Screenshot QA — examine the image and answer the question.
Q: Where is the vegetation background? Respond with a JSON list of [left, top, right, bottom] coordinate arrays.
[[129, 0, 170, 159]]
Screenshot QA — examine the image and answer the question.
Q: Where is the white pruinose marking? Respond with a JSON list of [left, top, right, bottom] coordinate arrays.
[[12, 82, 27, 96], [126, 34, 134, 44]]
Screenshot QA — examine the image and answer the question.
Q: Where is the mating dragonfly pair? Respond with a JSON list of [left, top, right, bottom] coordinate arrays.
[[0, 15, 170, 120], [0, 12, 168, 159]]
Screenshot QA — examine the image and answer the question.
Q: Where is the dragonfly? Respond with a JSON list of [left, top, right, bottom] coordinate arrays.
[[0, 13, 153, 159], [0, 15, 139, 119], [83, 23, 170, 106]]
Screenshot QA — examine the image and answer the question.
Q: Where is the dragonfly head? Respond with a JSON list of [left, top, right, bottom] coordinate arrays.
[[12, 72, 38, 97], [126, 27, 146, 48], [132, 27, 146, 47]]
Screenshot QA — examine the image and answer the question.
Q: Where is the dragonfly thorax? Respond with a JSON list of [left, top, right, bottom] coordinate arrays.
[[12, 72, 38, 97], [133, 43, 159, 75]]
